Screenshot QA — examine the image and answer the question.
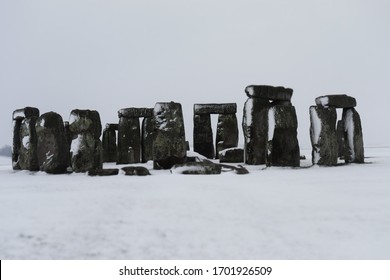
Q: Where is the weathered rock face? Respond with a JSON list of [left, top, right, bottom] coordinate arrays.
[[171, 161, 222, 175], [118, 108, 153, 119], [35, 112, 69, 174], [194, 103, 237, 115], [342, 108, 364, 163], [69, 109, 103, 172], [12, 107, 40, 170], [193, 114, 214, 159], [242, 97, 269, 165], [102, 123, 118, 162], [117, 117, 140, 164], [18, 117, 39, 171], [268, 105, 300, 167], [153, 102, 186, 169], [315, 94, 356, 108], [215, 114, 238, 158], [336, 120, 345, 158], [88, 168, 119, 176], [141, 117, 154, 163], [245, 85, 293, 101], [309, 106, 338, 166], [122, 166, 151, 176], [219, 147, 244, 163]]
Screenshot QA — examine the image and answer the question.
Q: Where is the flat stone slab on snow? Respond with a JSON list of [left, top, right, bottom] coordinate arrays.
[[118, 108, 153, 118], [194, 103, 237, 115], [122, 166, 151, 176], [171, 161, 222, 175], [315, 94, 356, 108], [245, 85, 293, 101], [88, 168, 119, 176]]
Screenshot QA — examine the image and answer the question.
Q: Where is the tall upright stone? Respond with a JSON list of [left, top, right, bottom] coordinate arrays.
[[268, 105, 300, 167], [153, 102, 186, 169], [342, 108, 364, 163], [141, 116, 154, 163], [12, 107, 40, 170], [117, 117, 140, 164], [35, 112, 69, 174], [69, 109, 103, 172], [103, 123, 118, 162], [309, 106, 338, 165], [193, 114, 214, 159], [215, 113, 238, 159], [18, 116, 39, 171], [336, 120, 345, 158]]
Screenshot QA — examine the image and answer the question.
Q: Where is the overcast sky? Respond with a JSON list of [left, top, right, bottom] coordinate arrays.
[[1, 0, 389, 149]]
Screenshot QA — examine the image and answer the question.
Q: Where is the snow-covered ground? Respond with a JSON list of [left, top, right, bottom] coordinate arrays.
[[0, 148, 389, 260]]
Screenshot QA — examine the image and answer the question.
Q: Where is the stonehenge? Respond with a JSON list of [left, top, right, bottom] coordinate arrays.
[[10, 89, 366, 176], [309, 94, 364, 165]]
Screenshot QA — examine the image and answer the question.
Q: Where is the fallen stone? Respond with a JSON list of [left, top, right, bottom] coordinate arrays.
[[245, 85, 293, 101], [342, 108, 364, 163], [219, 147, 244, 163], [118, 108, 153, 118], [193, 114, 214, 159], [194, 103, 237, 115], [315, 94, 356, 108], [153, 102, 186, 169], [35, 112, 69, 174], [88, 168, 119, 176], [122, 166, 151, 176], [309, 106, 338, 166], [171, 161, 222, 175], [215, 114, 239, 158]]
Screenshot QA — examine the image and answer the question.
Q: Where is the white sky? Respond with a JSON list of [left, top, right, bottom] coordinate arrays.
[[1, 0, 389, 148]]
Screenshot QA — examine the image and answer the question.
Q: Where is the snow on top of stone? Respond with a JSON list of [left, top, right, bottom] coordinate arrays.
[[316, 96, 329, 107], [70, 134, 83, 156], [309, 107, 321, 164], [344, 109, 355, 160], [171, 165, 204, 174], [244, 98, 253, 128], [69, 112, 80, 125], [22, 136, 30, 149], [218, 147, 241, 157]]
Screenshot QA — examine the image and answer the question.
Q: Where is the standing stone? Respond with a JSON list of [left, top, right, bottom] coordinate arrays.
[[141, 117, 154, 163], [215, 114, 238, 159], [117, 117, 140, 164], [342, 108, 364, 163], [268, 105, 300, 167], [315, 94, 357, 108], [309, 106, 338, 165], [242, 97, 269, 165], [103, 123, 118, 162], [193, 114, 214, 159], [64, 121, 72, 167], [153, 102, 186, 169], [18, 116, 39, 171], [69, 109, 103, 172], [12, 107, 40, 170], [35, 112, 69, 174], [336, 120, 345, 158]]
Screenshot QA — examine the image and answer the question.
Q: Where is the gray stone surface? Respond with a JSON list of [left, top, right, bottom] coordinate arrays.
[[309, 106, 338, 166], [268, 105, 300, 167], [118, 108, 153, 118], [315, 94, 356, 108], [35, 112, 69, 174], [18, 116, 39, 171], [245, 85, 293, 101], [153, 102, 186, 169], [141, 117, 154, 163], [193, 114, 214, 159], [337, 120, 345, 158], [102, 124, 118, 162], [194, 103, 237, 115], [219, 148, 244, 163], [117, 117, 141, 164], [12, 107, 39, 121], [215, 114, 238, 158], [342, 108, 364, 163], [122, 166, 151, 176], [69, 109, 102, 139], [242, 97, 269, 165], [88, 168, 119, 176], [171, 161, 222, 175]]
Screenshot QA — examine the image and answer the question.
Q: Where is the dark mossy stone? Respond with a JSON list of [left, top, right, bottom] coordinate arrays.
[[117, 117, 141, 164], [118, 108, 154, 119], [245, 85, 293, 101], [69, 109, 102, 139], [12, 119, 22, 170], [13, 107, 40, 121], [193, 114, 214, 159], [141, 117, 154, 163], [105, 123, 119, 130], [70, 134, 103, 173], [309, 106, 338, 166], [342, 108, 364, 163], [194, 103, 237, 115], [18, 116, 39, 171], [242, 97, 269, 165], [336, 120, 345, 158], [122, 166, 151, 176], [215, 114, 239, 158], [153, 102, 186, 169], [171, 161, 222, 175], [88, 168, 119, 176], [103, 126, 117, 162], [219, 148, 244, 163], [35, 112, 69, 174], [315, 94, 356, 108]]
